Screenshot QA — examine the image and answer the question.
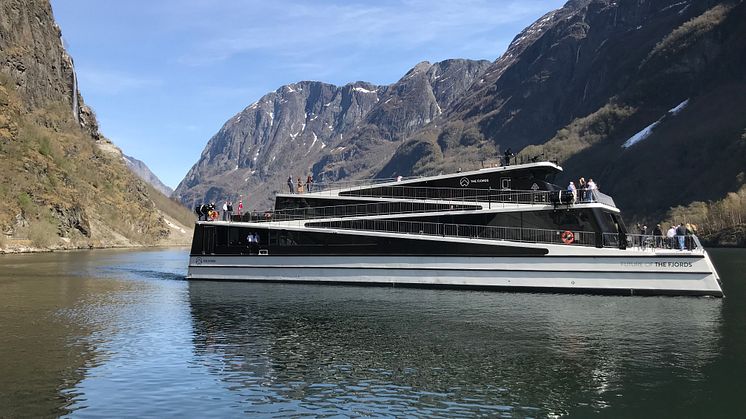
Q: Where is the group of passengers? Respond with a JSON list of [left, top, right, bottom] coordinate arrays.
[[287, 175, 314, 194], [635, 222, 698, 250], [194, 199, 244, 222], [566, 177, 598, 204], [194, 203, 216, 221]]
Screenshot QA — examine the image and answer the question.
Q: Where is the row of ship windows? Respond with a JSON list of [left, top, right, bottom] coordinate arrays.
[[197, 209, 613, 251]]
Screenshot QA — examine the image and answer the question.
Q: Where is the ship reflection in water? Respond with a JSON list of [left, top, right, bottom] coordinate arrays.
[[2, 249, 741, 418], [187, 280, 723, 417]]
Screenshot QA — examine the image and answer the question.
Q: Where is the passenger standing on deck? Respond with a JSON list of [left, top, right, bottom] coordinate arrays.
[[587, 178, 598, 202], [195, 204, 203, 221], [578, 177, 587, 202], [287, 176, 294, 193], [653, 224, 663, 247], [685, 223, 694, 250], [504, 148, 513, 166], [238, 199, 243, 216], [297, 178, 304, 194], [666, 225, 676, 248], [306, 174, 313, 193], [227, 202, 233, 222], [222, 201, 228, 221], [252, 233, 260, 253], [567, 181, 577, 204], [246, 232, 255, 253], [676, 223, 686, 250]]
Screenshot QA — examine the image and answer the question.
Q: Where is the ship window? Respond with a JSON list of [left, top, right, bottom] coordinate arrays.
[[279, 231, 298, 246], [228, 227, 241, 246], [490, 212, 522, 228], [202, 226, 215, 254], [551, 210, 595, 232], [521, 211, 556, 230], [215, 226, 228, 246]]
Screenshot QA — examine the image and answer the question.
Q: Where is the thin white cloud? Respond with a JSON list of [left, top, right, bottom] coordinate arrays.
[[78, 68, 162, 95], [174, 0, 558, 66]]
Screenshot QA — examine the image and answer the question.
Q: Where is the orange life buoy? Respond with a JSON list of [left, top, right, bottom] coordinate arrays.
[[561, 230, 575, 244], [209, 210, 218, 220]]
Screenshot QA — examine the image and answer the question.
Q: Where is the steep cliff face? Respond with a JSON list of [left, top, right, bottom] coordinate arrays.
[[0, 0, 76, 110], [384, 0, 746, 222], [178, 0, 745, 235], [314, 59, 491, 181], [0, 0, 193, 251], [445, 0, 732, 150], [123, 154, 174, 197], [175, 80, 385, 208], [174, 59, 490, 208]]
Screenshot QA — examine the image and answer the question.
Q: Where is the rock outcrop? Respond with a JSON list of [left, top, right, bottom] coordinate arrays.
[[178, 0, 746, 241], [174, 59, 490, 208], [123, 154, 174, 197], [385, 0, 746, 222], [0, 0, 194, 252]]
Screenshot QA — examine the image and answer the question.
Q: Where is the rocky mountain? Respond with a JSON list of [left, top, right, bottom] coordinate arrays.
[[174, 59, 490, 209], [383, 0, 746, 226], [178, 0, 745, 244], [0, 0, 194, 251], [123, 154, 174, 197]]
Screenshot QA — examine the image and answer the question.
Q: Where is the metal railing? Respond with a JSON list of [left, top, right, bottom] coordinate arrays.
[[287, 185, 616, 208], [309, 176, 423, 193], [602, 233, 703, 251], [341, 186, 554, 204], [228, 187, 616, 225], [307, 218, 598, 247], [235, 201, 480, 223]]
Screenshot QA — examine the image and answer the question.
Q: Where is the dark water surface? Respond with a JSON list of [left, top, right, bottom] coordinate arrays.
[[0, 248, 744, 417]]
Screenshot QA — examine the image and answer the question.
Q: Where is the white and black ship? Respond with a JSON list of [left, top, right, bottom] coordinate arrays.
[[187, 162, 723, 297]]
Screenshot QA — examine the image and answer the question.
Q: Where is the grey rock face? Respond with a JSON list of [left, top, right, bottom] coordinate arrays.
[[0, 0, 100, 138], [123, 154, 174, 197], [446, 0, 719, 150], [174, 59, 490, 209], [178, 0, 744, 223], [175, 80, 384, 208], [0, 1, 74, 110], [386, 0, 746, 220], [51, 204, 90, 237]]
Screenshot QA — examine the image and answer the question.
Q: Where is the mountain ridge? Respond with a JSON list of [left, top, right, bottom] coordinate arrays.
[[177, 0, 745, 244], [174, 58, 490, 208], [123, 154, 174, 197]]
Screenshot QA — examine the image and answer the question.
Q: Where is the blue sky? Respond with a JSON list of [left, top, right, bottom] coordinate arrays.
[[51, 0, 565, 189]]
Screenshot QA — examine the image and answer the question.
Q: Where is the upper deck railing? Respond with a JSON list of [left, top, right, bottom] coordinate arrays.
[[240, 201, 481, 222], [299, 218, 702, 251], [309, 177, 422, 193], [234, 190, 612, 225], [307, 218, 600, 247], [285, 185, 616, 208], [231, 188, 616, 225], [224, 210, 700, 251], [602, 232, 703, 252]]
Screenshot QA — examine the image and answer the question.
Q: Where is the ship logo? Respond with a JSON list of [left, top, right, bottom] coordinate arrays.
[[195, 257, 203, 265], [459, 177, 470, 187]]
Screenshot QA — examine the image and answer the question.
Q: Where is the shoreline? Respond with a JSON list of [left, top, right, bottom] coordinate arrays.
[[0, 242, 191, 255]]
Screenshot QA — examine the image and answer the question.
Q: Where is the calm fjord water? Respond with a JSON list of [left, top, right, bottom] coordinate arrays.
[[0, 248, 744, 417]]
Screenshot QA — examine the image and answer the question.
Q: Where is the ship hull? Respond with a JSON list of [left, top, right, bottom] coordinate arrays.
[[187, 254, 723, 297]]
